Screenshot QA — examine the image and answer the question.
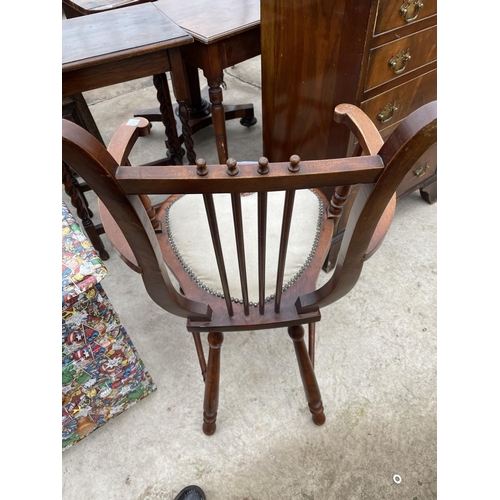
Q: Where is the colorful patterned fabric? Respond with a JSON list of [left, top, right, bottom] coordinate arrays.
[[62, 202, 156, 451], [62, 202, 107, 304]]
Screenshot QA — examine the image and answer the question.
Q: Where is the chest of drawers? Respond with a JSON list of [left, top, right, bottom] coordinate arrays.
[[261, 0, 437, 270], [262, 0, 436, 192]]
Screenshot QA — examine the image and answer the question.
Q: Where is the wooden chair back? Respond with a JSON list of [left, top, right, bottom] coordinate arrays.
[[62, 102, 437, 330]]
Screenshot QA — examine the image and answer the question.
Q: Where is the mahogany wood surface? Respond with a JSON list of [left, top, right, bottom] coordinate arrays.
[[62, 2, 196, 164], [261, 0, 437, 206], [62, 102, 437, 435], [62, 94, 109, 259], [260, 0, 437, 272], [152, 0, 261, 163], [155, 0, 259, 43], [62, 0, 154, 18]]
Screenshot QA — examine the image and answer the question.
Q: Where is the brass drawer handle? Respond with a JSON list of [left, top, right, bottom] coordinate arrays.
[[377, 102, 398, 124], [414, 162, 429, 178], [389, 49, 411, 75], [399, 0, 424, 23]]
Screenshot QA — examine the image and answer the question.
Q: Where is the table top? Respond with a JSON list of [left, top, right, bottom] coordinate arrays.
[[154, 0, 259, 44], [63, 0, 152, 13], [62, 2, 192, 70]]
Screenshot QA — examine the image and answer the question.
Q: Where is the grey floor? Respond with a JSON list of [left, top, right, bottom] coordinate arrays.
[[61, 56, 437, 500]]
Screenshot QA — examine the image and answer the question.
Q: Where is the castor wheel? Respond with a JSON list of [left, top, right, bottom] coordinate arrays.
[[240, 116, 257, 127]]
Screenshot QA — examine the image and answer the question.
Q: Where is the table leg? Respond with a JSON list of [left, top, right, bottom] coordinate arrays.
[[206, 74, 229, 163], [152, 73, 184, 165], [168, 48, 197, 165], [62, 162, 109, 260], [184, 62, 211, 118]]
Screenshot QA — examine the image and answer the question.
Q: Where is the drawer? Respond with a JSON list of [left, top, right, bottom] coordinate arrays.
[[375, 0, 437, 36], [396, 143, 437, 198], [365, 26, 436, 91], [360, 68, 436, 133]]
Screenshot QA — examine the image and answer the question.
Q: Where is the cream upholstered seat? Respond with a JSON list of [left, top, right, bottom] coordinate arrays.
[[165, 190, 323, 306]]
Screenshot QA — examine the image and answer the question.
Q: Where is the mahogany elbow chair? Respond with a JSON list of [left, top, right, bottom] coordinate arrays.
[[62, 101, 437, 435]]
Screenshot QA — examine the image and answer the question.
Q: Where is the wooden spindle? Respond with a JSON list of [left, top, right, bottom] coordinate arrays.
[[308, 322, 316, 369], [192, 332, 207, 381], [327, 186, 352, 229], [275, 189, 296, 313], [231, 192, 250, 315], [139, 194, 161, 232], [258, 191, 268, 315], [257, 157, 270, 314], [203, 194, 234, 317]]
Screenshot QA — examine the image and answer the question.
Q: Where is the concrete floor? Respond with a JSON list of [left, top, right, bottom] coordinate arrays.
[[61, 56, 437, 499]]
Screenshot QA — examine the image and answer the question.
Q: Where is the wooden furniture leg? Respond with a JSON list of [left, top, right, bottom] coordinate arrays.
[[192, 332, 207, 381], [167, 48, 197, 165], [206, 74, 229, 163], [288, 325, 325, 426], [203, 332, 224, 435], [135, 61, 256, 164], [420, 179, 437, 204], [62, 162, 109, 260], [308, 323, 316, 369], [152, 73, 185, 165]]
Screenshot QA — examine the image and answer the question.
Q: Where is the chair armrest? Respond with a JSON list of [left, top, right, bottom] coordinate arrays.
[[334, 104, 395, 260], [334, 104, 384, 156], [107, 117, 151, 166]]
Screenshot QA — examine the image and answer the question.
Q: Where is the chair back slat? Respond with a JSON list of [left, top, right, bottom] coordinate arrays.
[[230, 193, 250, 315], [258, 192, 268, 315], [274, 189, 296, 313], [203, 193, 234, 317]]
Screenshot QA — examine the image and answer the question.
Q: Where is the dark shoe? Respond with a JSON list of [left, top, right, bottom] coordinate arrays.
[[173, 485, 206, 500]]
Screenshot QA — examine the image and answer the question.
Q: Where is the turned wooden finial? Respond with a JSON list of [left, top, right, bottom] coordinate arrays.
[[226, 158, 239, 176], [288, 154, 301, 172], [257, 157, 269, 175], [196, 158, 208, 176]]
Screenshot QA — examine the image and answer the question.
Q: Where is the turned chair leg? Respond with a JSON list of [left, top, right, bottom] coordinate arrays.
[[288, 325, 326, 426], [203, 332, 224, 435]]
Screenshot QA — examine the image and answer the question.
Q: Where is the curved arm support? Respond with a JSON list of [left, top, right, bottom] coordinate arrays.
[[333, 104, 393, 256], [334, 104, 385, 156], [297, 102, 437, 313], [107, 117, 151, 166], [62, 119, 212, 322]]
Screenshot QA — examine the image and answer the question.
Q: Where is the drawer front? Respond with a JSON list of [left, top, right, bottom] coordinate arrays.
[[365, 26, 436, 91], [360, 68, 436, 133], [375, 0, 437, 35], [397, 143, 437, 198]]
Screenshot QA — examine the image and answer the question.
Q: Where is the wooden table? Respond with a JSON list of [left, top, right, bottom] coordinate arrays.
[[62, 1, 196, 165], [62, 2, 196, 260], [151, 0, 261, 164]]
